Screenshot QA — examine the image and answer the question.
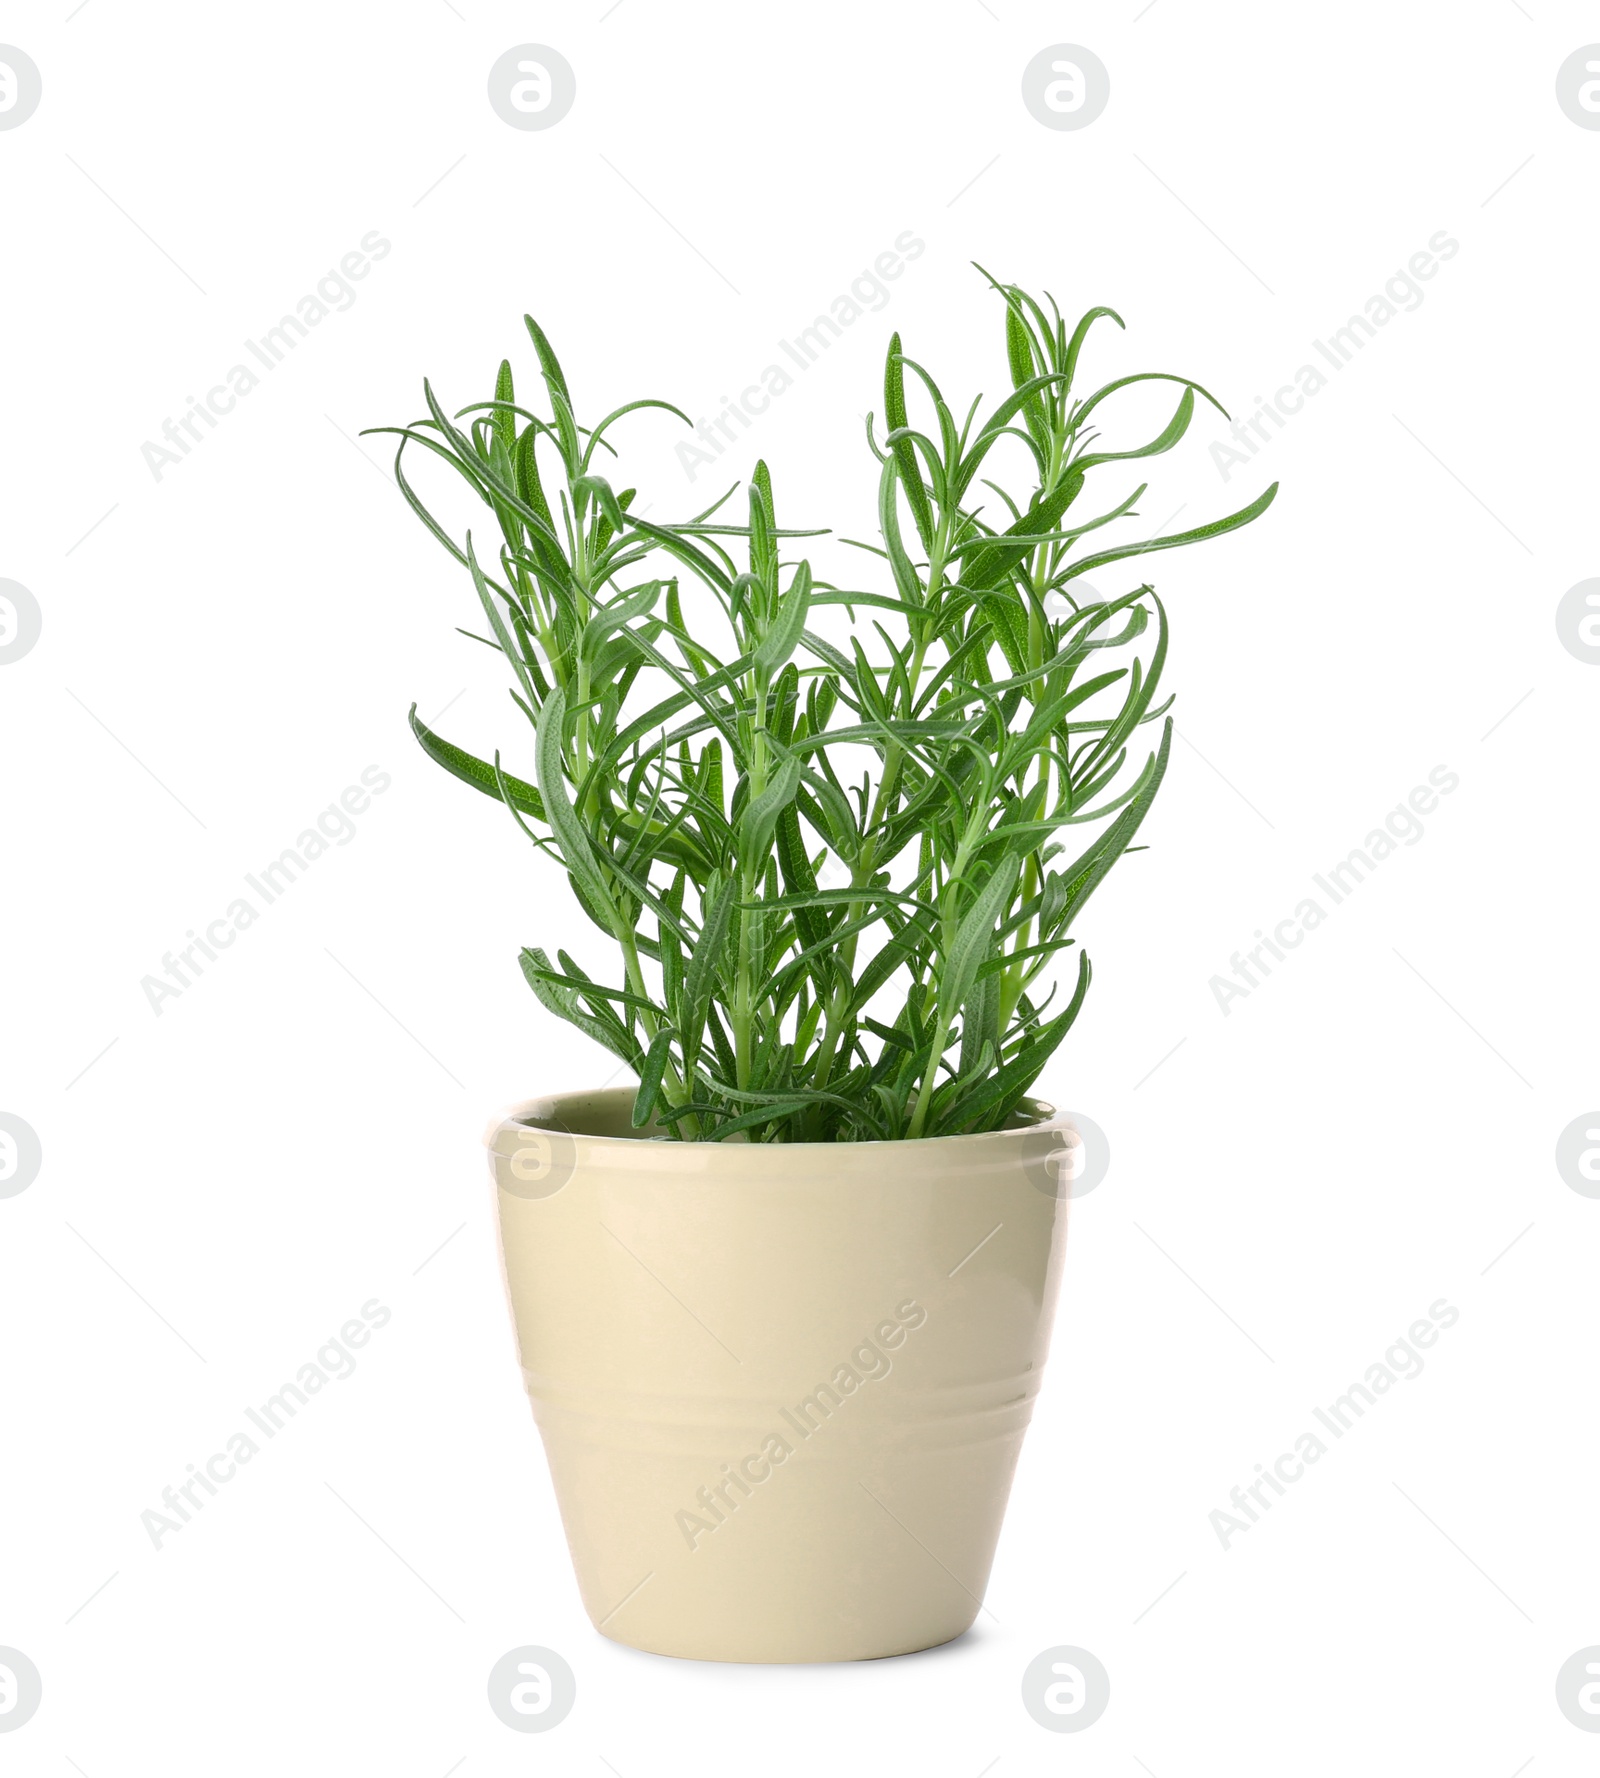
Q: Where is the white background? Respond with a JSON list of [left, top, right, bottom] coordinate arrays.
[[3, 3, 1597, 1772]]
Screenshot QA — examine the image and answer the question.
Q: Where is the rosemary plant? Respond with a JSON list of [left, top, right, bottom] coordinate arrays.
[[373, 274, 1275, 1142]]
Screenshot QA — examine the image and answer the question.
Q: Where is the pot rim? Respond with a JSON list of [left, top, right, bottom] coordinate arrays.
[[483, 1085, 1061, 1153]]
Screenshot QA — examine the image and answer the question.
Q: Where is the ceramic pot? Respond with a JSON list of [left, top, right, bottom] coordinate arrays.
[[486, 1087, 1074, 1663]]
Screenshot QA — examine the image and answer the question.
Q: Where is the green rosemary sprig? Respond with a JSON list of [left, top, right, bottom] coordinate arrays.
[[372, 272, 1276, 1141]]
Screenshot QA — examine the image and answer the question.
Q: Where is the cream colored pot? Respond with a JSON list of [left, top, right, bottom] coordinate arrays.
[[486, 1088, 1074, 1663]]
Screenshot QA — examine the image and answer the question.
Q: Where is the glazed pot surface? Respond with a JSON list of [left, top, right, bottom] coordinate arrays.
[[487, 1088, 1074, 1663]]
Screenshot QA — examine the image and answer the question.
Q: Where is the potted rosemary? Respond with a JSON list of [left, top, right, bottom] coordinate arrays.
[[373, 275, 1275, 1662]]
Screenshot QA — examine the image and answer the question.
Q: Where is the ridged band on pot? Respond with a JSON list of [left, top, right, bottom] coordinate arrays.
[[486, 1088, 1075, 1663]]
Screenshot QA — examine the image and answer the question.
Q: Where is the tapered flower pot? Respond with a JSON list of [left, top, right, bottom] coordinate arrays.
[[486, 1088, 1074, 1663]]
